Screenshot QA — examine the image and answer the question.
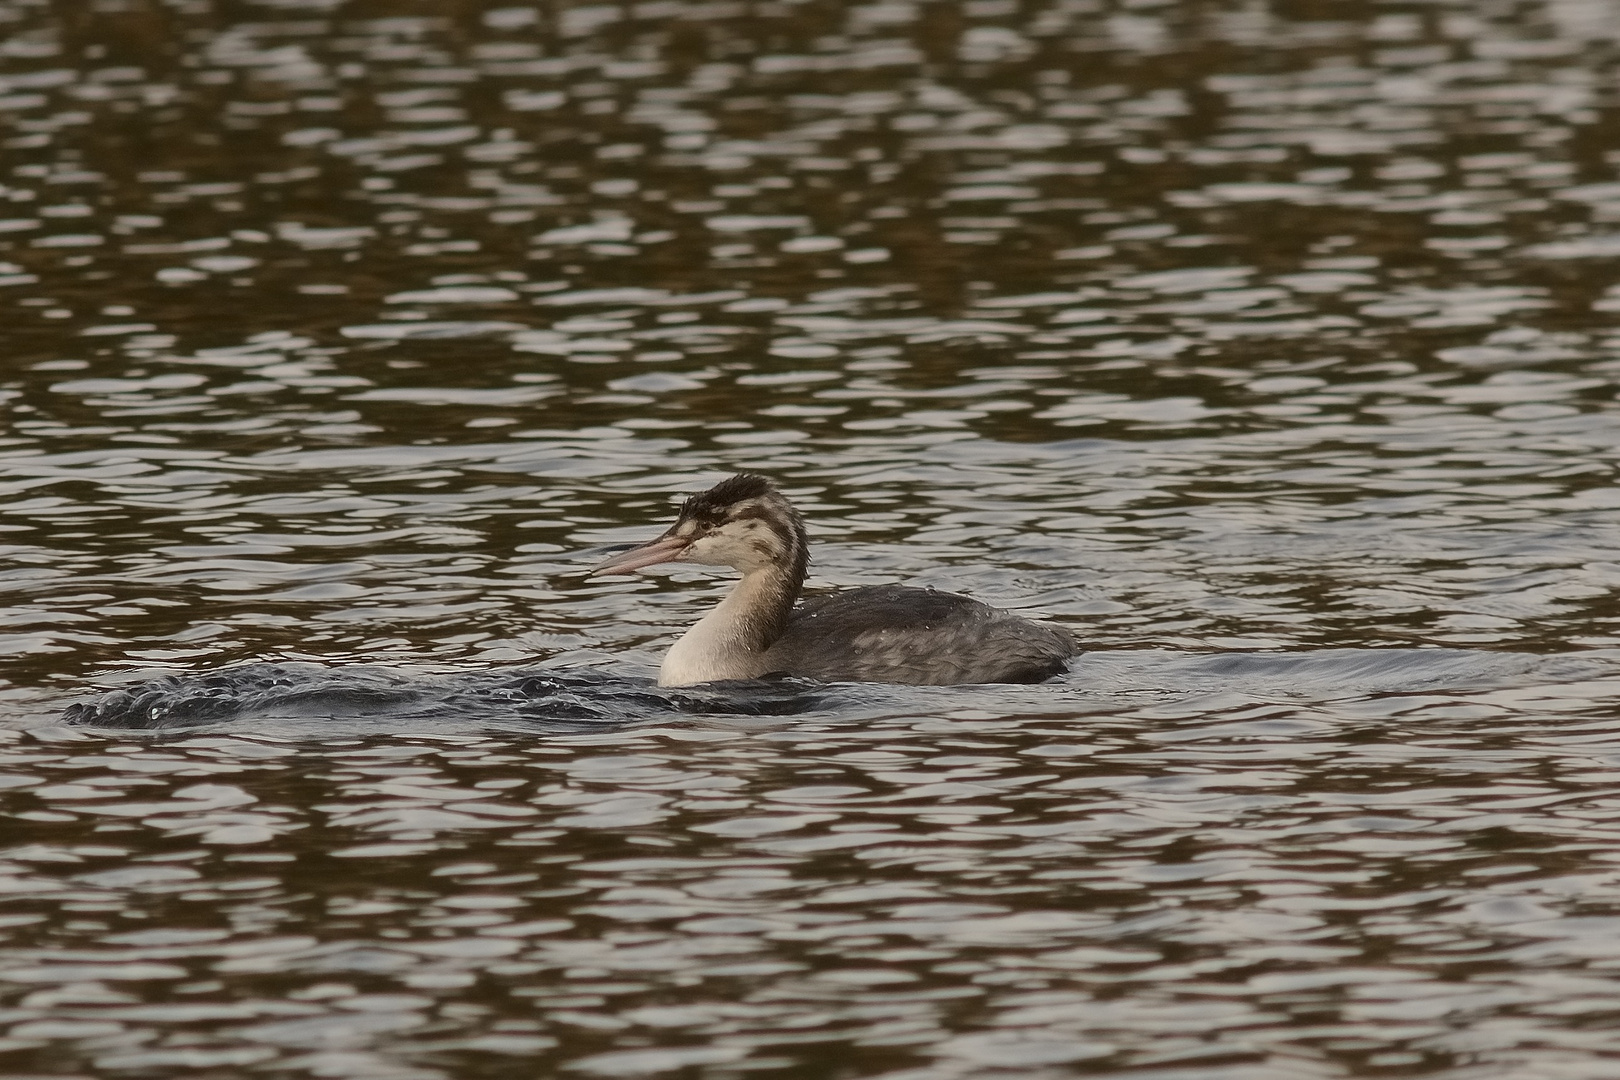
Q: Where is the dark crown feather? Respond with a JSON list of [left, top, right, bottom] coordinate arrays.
[[679, 472, 778, 524]]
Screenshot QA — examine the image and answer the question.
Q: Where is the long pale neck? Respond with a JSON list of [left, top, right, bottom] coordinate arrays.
[[658, 566, 800, 687]]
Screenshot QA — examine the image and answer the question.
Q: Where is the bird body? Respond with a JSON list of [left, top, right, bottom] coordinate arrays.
[[765, 584, 1072, 686], [591, 474, 1075, 687]]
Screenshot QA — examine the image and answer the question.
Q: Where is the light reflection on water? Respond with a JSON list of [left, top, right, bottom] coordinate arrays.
[[14, 650, 1620, 1078], [4, 0, 1620, 1074]]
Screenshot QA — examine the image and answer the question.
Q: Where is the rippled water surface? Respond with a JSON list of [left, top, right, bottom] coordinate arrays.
[[6, 0, 1620, 1075]]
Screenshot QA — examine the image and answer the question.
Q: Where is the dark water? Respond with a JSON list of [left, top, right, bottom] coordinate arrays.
[[5, 0, 1620, 1075]]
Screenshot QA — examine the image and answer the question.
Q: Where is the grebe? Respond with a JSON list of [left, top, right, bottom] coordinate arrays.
[[590, 473, 1076, 687]]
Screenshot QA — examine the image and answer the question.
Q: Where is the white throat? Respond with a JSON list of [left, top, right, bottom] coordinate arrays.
[[659, 570, 782, 687]]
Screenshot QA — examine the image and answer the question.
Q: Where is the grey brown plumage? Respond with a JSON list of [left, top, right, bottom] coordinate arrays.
[[767, 584, 1075, 685]]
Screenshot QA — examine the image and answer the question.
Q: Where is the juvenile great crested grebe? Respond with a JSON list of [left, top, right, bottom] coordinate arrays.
[[590, 473, 1076, 687]]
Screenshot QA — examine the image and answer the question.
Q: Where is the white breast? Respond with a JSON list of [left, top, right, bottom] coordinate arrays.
[[657, 572, 777, 686]]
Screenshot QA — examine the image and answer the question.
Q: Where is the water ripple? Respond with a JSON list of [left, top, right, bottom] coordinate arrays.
[[4, 0, 1620, 1074]]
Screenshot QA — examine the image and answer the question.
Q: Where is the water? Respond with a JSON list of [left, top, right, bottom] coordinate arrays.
[[5, 0, 1620, 1074]]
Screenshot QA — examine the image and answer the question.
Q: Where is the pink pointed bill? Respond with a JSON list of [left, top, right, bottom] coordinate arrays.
[[588, 534, 689, 577]]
